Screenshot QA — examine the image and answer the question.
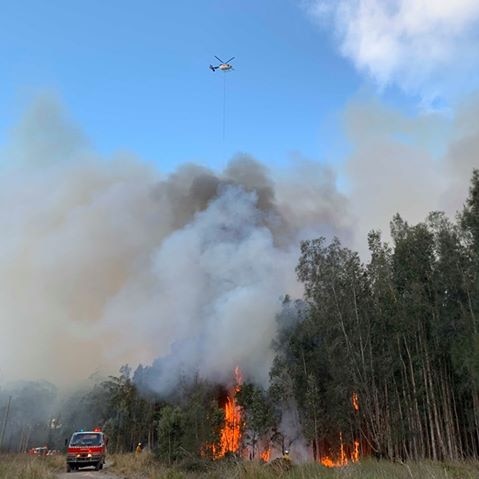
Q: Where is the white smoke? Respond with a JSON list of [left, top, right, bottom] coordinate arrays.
[[119, 186, 303, 391], [343, 95, 479, 255], [0, 97, 350, 390], [2, 94, 478, 392]]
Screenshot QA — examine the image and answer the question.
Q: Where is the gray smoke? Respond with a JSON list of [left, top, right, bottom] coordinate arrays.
[[441, 94, 479, 210], [0, 97, 350, 391], [1, 93, 477, 393], [344, 95, 479, 255]]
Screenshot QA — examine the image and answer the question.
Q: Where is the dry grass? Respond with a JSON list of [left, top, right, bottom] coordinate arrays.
[[0, 454, 63, 479], [108, 454, 479, 479], [109, 453, 170, 478], [2, 453, 479, 479]]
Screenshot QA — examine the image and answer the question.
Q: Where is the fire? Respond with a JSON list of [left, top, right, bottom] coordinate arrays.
[[352, 440, 360, 462], [352, 392, 359, 412], [319, 394, 361, 467], [321, 456, 336, 468], [320, 433, 360, 468], [217, 395, 242, 455], [234, 366, 243, 390], [212, 367, 243, 458], [260, 447, 271, 462]]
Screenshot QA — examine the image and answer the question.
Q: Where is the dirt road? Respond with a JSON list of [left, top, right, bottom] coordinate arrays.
[[56, 463, 120, 479]]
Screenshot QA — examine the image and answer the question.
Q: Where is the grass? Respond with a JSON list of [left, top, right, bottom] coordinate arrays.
[[2, 453, 479, 479], [110, 453, 169, 478], [108, 454, 479, 479], [0, 454, 63, 479]]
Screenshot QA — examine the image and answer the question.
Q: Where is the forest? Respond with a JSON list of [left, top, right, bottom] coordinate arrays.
[[1, 169, 479, 467]]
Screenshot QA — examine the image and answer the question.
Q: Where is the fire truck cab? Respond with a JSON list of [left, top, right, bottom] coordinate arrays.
[[66, 429, 107, 472]]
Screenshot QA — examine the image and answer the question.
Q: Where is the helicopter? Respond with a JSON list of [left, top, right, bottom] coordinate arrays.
[[209, 56, 235, 72]]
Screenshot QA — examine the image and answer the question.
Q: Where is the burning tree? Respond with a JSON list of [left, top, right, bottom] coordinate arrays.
[[268, 170, 479, 463], [236, 382, 275, 460], [203, 367, 244, 459], [156, 379, 224, 462], [214, 379, 243, 457], [269, 239, 374, 463], [205, 368, 276, 462]]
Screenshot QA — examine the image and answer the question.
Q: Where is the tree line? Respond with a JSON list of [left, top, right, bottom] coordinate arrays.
[[271, 169, 479, 461]]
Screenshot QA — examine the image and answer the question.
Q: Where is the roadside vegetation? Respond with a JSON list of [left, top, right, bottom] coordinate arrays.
[[0, 454, 62, 479], [2, 452, 479, 478]]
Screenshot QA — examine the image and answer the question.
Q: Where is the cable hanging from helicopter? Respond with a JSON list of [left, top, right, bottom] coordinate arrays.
[[209, 56, 235, 141]]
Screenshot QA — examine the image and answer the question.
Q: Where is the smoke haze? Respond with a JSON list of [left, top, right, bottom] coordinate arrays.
[[0, 97, 350, 391], [344, 95, 479, 253], [0, 95, 477, 391]]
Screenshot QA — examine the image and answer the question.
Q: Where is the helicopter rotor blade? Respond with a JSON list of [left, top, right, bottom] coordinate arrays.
[[225, 57, 235, 64], [214, 56, 225, 64]]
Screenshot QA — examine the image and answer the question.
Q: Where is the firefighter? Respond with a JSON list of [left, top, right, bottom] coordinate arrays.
[[136, 442, 143, 455], [282, 449, 292, 465]]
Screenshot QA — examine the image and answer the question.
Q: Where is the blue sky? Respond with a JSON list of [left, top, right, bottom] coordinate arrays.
[[0, 0, 367, 172], [1, 0, 479, 173]]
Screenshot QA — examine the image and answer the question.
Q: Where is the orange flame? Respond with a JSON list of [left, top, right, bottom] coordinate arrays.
[[352, 392, 359, 412], [234, 366, 243, 388], [319, 394, 361, 468], [321, 456, 337, 468], [217, 396, 242, 455], [260, 447, 271, 462], [352, 440, 360, 462], [212, 368, 243, 458], [320, 432, 360, 468]]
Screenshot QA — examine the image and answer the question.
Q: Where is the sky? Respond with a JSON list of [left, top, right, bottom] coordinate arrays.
[[2, 1, 479, 386], [1, 1, 479, 173], [0, 0, 390, 172]]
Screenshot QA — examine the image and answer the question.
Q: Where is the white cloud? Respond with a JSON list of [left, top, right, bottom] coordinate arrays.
[[307, 0, 479, 100]]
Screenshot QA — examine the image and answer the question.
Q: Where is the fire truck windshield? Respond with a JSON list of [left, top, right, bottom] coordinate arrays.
[[70, 433, 102, 446]]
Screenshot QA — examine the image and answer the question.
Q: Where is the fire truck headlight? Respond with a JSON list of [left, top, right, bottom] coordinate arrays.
[[76, 454, 80, 458], [87, 453, 92, 458]]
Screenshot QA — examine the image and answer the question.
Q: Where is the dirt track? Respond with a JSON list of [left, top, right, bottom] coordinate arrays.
[[56, 462, 120, 479]]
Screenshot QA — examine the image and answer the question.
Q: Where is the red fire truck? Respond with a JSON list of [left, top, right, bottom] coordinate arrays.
[[66, 429, 107, 472]]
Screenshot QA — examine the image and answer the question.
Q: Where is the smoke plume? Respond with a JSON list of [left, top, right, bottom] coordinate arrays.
[[1, 94, 478, 392], [0, 97, 350, 391]]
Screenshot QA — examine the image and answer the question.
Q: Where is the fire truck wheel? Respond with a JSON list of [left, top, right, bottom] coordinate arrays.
[[66, 463, 71, 473], [95, 461, 101, 471]]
